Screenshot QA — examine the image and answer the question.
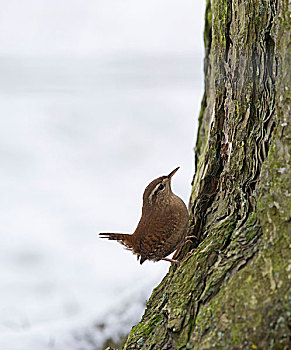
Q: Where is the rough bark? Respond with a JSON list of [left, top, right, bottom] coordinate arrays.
[[122, 1, 291, 349]]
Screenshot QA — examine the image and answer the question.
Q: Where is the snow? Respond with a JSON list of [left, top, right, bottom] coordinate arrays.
[[0, 1, 204, 349]]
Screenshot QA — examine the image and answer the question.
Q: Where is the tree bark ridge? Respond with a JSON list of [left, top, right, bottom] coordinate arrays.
[[124, 1, 291, 349]]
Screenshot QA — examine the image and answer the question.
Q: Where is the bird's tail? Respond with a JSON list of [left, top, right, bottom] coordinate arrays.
[[99, 233, 134, 250]]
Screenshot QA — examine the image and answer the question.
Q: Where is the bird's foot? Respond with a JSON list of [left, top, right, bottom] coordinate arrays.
[[182, 248, 196, 261], [172, 235, 197, 260], [184, 235, 197, 241]]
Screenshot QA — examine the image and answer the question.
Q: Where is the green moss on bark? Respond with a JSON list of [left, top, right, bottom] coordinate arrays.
[[123, 1, 291, 349]]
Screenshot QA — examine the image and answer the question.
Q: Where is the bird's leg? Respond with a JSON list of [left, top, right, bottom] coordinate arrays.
[[161, 257, 180, 265], [162, 237, 198, 265]]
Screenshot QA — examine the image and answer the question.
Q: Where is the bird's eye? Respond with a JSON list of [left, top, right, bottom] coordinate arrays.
[[158, 184, 164, 191]]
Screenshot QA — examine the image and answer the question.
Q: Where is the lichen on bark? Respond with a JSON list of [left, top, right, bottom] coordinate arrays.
[[123, 1, 291, 349]]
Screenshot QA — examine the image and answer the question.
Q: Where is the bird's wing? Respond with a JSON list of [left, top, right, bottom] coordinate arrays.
[[137, 214, 179, 260]]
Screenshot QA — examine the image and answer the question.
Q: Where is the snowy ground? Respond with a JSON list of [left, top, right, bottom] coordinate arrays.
[[0, 1, 205, 349], [0, 53, 203, 349]]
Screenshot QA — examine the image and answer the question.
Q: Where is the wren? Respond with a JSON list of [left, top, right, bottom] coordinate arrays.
[[99, 167, 189, 265]]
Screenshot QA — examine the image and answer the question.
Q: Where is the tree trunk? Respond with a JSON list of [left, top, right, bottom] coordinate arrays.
[[123, 1, 291, 349]]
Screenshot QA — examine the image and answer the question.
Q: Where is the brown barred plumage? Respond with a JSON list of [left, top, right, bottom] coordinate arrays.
[[99, 167, 189, 265]]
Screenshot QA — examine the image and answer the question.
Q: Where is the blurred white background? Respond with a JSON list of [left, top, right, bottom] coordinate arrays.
[[0, 0, 205, 349]]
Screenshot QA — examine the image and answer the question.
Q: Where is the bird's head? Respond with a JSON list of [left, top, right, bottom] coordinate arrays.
[[142, 167, 180, 209]]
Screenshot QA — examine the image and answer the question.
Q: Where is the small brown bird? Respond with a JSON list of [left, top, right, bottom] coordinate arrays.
[[99, 167, 188, 264]]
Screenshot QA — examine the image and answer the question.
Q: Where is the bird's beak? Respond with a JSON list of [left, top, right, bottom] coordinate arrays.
[[167, 167, 180, 179]]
